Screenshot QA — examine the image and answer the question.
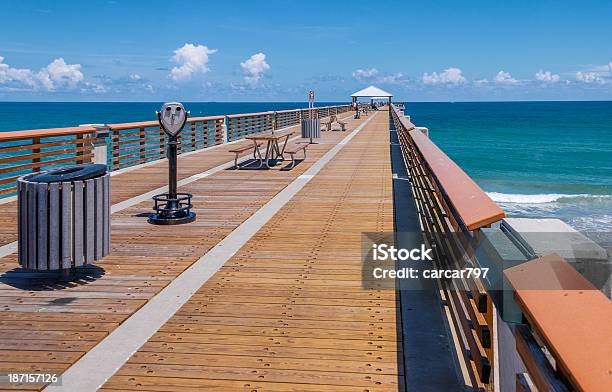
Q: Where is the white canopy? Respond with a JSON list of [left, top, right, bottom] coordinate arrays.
[[350, 85, 393, 98]]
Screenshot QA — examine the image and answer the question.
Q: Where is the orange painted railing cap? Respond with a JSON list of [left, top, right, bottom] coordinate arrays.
[[226, 111, 275, 119], [275, 109, 300, 114], [0, 125, 97, 142], [108, 115, 225, 131], [187, 115, 225, 122], [107, 121, 159, 130], [504, 254, 612, 392], [408, 128, 505, 230]]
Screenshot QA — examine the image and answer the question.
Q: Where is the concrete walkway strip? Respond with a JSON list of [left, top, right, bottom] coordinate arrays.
[[43, 112, 376, 392]]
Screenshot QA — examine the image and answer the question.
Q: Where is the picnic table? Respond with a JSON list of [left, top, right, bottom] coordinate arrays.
[[246, 131, 294, 168]]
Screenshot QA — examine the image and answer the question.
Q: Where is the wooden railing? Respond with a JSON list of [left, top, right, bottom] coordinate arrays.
[[226, 111, 274, 142], [505, 254, 612, 392], [275, 109, 300, 129], [107, 116, 225, 171], [0, 104, 351, 197], [392, 103, 612, 392], [0, 126, 97, 197], [392, 104, 505, 389]]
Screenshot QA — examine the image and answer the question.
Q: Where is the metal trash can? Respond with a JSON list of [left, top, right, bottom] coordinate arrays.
[[301, 118, 320, 139], [17, 164, 110, 271]]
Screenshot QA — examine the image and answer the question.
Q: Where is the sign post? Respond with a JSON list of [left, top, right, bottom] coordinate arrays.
[[301, 90, 320, 144]]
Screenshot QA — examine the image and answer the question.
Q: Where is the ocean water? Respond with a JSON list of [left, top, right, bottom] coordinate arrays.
[[406, 101, 612, 232], [0, 101, 610, 232], [0, 102, 346, 131]]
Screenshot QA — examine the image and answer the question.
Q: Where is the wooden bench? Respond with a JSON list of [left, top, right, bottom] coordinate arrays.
[[284, 142, 308, 168], [229, 141, 262, 169], [321, 115, 346, 131]]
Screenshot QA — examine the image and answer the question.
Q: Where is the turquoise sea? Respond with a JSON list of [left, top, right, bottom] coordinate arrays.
[[407, 101, 612, 232], [1, 101, 610, 232]]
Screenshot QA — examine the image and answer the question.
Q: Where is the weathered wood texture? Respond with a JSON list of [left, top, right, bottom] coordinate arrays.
[[0, 112, 374, 391], [99, 111, 402, 391]]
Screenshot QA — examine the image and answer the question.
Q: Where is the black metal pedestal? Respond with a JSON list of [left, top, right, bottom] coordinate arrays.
[[149, 136, 196, 225], [148, 192, 196, 225]]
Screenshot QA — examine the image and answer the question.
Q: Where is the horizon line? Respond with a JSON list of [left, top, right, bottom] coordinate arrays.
[[1, 99, 612, 104]]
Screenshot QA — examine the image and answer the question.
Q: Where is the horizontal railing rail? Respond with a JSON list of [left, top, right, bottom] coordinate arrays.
[[275, 109, 300, 129], [505, 254, 612, 392], [226, 111, 274, 142], [0, 126, 97, 197], [107, 116, 225, 171], [392, 103, 505, 388], [0, 104, 351, 197]]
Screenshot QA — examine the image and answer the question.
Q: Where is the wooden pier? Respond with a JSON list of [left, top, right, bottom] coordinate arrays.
[[0, 109, 405, 391], [0, 103, 609, 391]]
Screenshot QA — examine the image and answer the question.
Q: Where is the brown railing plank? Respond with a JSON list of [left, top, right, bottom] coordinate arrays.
[[505, 254, 612, 392], [408, 129, 505, 230], [0, 126, 96, 141]]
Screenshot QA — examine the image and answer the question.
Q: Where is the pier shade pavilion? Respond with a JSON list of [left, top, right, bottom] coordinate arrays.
[[351, 85, 393, 106]]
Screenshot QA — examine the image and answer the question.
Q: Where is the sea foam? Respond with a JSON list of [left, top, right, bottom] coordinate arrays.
[[487, 192, 612, 204]]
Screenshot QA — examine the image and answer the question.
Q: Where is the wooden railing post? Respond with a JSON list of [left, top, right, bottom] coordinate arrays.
[[222, 116, 228, 142], [139, 127, 146, 162], [191, 122, 196, 150], [32, 137, 41, 172], [112, 130, 120, 167], [89, 125, 110, 166]]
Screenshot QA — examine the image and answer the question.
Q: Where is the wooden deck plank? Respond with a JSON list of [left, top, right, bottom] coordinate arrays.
[[101, 111, 401, 391], [101, 375, 394, 392]]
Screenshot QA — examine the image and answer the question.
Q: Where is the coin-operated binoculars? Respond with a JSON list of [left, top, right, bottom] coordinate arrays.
[[148, 102, 196, 225]]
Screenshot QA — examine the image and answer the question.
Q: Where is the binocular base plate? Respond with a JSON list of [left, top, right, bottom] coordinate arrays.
[[149, 192, 196, 225], [148, 211, 196, 225]]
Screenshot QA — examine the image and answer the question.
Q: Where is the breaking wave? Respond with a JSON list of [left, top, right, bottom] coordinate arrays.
[[487, 192, 612, 204]]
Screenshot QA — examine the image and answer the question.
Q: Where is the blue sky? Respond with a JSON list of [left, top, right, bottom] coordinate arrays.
[[0, 0, 611, 102]]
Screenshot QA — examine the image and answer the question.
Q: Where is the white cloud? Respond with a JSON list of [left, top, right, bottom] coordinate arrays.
[[240, 52, 270, 85], [0, 56, 83, 91], [82, 81, 107, 93], [535, 69, 560, 83], [0, 56, 37, 87], [376, 72, 404, 85], [130, 73, 141, 80], [575, 71, 605, 84], [352, 68, 378, 79], [170, 43, 217, 81], [493, 70, 520, 85], [422, 67, 466, 85], [587, 62, 612, 73], [37, 58, 84, 90]]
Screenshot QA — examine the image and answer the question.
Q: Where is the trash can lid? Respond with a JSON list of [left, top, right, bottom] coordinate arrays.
[[27, 164, 107, 183]]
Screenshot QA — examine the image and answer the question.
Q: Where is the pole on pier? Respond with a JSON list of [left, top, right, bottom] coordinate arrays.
[[308, 90, 317, 144]]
